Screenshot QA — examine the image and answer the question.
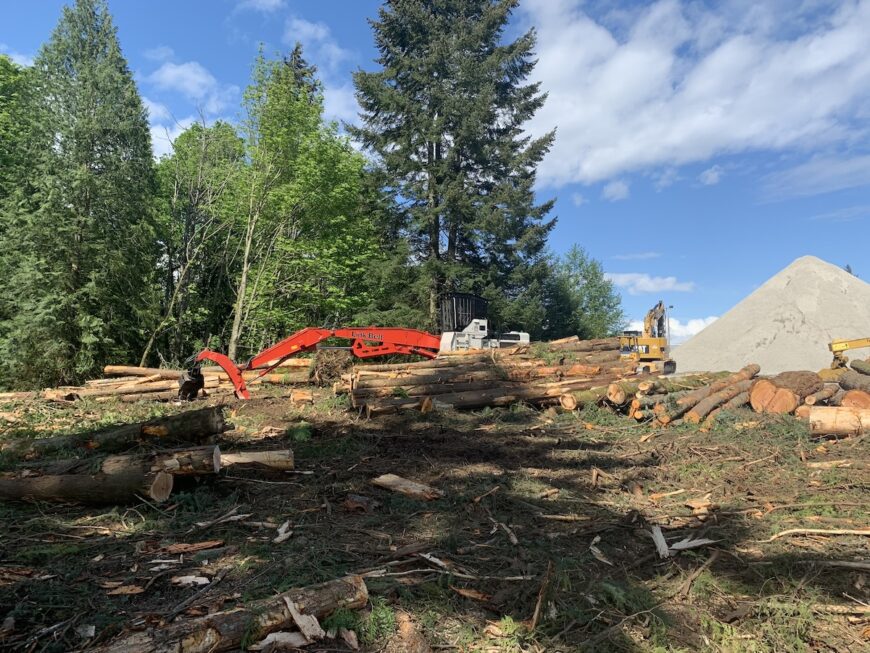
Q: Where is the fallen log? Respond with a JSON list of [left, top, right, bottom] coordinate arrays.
[[26, 446, 221, 478], [685, 380, 753, 423], [804, 384, 841, 406], [659, 365, 760, 424], [92, 575, 368, 653], [0, 469, 173, 504], [3, 407, 226, 458], [809, 406, 870, 437], [559, 394, 578, 410], [290, 389, 314, 404], [547, 337, 619, 353], [850, 360, 870, 376], [841, 390, 870, 409], [750, 371, 824, 414], [636, 373, 727, 396], [839, 370, 870, 393], [371, 474, 443, 500], [220, 450, 295, 470]]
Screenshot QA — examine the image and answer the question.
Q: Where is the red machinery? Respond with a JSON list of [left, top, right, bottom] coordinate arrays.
[[197, 327, 441, 399]]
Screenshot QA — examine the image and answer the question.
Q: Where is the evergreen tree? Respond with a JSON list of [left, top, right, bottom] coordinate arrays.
[[352, 0, 556, 331], [0, 0, 156, 387], [0, 56, 29, 202]]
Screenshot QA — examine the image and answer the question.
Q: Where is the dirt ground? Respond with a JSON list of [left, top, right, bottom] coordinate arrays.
[[0, 387, 867, 652]]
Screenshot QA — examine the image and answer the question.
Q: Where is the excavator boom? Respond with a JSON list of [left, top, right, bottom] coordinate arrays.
[[828, 337, 870, 368], [197, 326, 441, 399]]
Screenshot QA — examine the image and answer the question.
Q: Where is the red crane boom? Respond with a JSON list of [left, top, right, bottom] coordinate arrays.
[[197, 327, 441, 399]]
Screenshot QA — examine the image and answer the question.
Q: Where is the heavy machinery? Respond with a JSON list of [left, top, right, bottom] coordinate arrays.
[[198, 327, 441, 399], [619, 300, 677, 374], [828, 337, 870, 368], [438, 293, 530, 352], [196, 293, 529, 399]]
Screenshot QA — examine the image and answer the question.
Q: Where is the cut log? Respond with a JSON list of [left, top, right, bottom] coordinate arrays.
[[0, 469, 173, 504], [92, 575, 368, 653], [749, 371, 824, 414], [850, 360, 870, 376], [606, 381, 640, 407], [804, 384, 841, 406], [0, 391, 38, 401], [794, 405, 811, 420], [22, 446, 221, 478], [636, 373, 728, 396], [809, 406, 870, 437], [829, 389, 846, 406], [4, 407, 226, 458], [290, 389, 314, 404], [559, 394, 578, 411], [371, 474, 443, 500], [659, 365, 760, 423], [685, 380, 753, 423], [220, 450, 295, 470], [841, 390, 870, 409], [839, 370, 870, 393], [547, 337, 619, 353]]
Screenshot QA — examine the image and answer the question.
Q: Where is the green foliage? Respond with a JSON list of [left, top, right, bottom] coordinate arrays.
[[0, 0, 156, 388], [543, 246, 625, 339], [352, 0, 556, 332], [0, 55, 29, 201]]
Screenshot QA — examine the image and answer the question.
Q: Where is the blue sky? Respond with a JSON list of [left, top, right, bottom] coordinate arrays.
[[3, 0, 869, 340]]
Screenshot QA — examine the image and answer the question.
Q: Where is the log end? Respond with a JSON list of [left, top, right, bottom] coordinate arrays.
[[148, 472, 174, 503]]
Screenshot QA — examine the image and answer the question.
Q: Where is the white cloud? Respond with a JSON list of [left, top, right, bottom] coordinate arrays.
[[149, 116, 197, 159], [522, 0, 870, 189], [143, 97, 171, 123], [628, 315, 718, 343], [612, 252, 661, 261], [570, 192, 587, 207], [283, 16, 353, 72], [237, 0, 285, 12], [606, 272, 695, 294], [762, 154, 870, 200], [808, 204, 870, 222], [146, 61, 238, 115], [144, 45, 174, 62], [0, 44, 33, 67], [323, 83, 359, 125], [602, 179, 629, 201], [699, 164, 723, 185]]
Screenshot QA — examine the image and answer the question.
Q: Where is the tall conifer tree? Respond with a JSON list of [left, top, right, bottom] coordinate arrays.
[[0, 0, 156, 387], [352, 0, 555, 330]]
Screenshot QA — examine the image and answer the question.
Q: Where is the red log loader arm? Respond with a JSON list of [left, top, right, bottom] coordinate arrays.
[[197, 327, 441, 399]]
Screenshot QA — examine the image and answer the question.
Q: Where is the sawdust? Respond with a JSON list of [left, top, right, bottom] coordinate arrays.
[[674, 256, 870, 374]]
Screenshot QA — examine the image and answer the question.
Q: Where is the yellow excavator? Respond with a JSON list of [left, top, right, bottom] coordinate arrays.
[[828, 337, 870, 368], [619, 300, 677, 374]]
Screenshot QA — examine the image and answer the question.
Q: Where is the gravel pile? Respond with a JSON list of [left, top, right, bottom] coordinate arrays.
[[673, 256, 870, 374]]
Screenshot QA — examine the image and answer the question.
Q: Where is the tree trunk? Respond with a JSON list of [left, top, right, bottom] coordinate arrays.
[[547, 337, 619, 352], [809, 406, 870, 437], [92, 575, 368, 653], [220, 450, 294, 470], [32, 446, 221, 477], [839, 370, 870, 392], [658, 365, 760, 424], [290, 389, 314, 404], [0, 469, 173, 504], [750, 371, 824, 414], [4, 407, 226, 458], [804, 384, 841, 406], [685, 379, 753, 423], [841, 390, 870, 409]]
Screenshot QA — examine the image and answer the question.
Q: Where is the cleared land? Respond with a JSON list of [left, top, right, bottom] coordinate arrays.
[[0, 388, 867, 652]]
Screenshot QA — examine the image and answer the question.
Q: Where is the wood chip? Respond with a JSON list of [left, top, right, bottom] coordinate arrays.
[[161, 540, 223, 554], [450, 586, 493, 602], [273, 520, 293, 544], [106, 584, 145, 595], [283, 596, 325, 640], [170, 575, 210, 586], [339, 628, 360, 650], [249, 631, 309, 650], [649, 525, 670, 559], [371, 474, 443, 500]]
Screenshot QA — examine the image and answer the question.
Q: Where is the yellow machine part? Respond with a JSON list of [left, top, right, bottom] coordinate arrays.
[[829, 337, 870, 368]]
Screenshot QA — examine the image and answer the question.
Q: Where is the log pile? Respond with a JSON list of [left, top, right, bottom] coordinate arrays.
[[33, 359, 314, 403], [340, 339, 644, 417]]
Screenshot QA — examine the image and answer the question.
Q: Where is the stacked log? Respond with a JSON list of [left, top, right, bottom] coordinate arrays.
[[348, 338, 640, 416], [749, 371, 824, 414]]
